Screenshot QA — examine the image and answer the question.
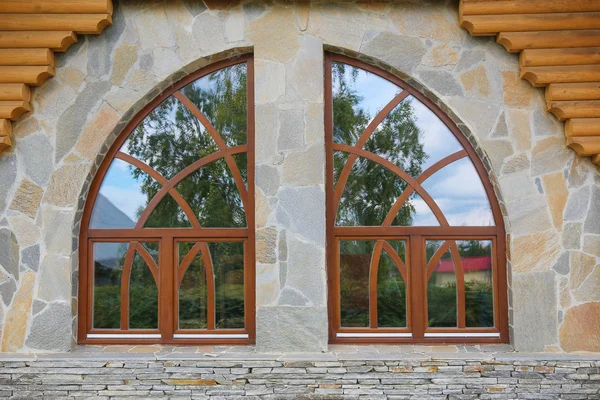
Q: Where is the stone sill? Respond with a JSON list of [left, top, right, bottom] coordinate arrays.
[[1, 344, 599, 362]]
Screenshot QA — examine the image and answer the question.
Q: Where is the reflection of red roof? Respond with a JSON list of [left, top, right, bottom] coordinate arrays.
[[436, 257, 491, 273]]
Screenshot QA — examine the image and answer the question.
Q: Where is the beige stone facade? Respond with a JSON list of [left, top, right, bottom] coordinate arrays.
[[0, 0, 598, 353]]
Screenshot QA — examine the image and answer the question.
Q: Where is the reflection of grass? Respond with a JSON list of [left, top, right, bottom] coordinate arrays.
[[428, 281, 494, 328], [94, 285, 158, 329], [340, 279, 494, 328], [93, 283, 245, 330]]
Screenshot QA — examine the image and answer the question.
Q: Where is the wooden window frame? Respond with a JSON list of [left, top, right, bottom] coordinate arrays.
[[78, 55, 256, 345], [325, 53, 509, 344]]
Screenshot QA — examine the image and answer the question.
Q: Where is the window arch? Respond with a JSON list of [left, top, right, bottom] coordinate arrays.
[[325, 54, 508, 343], [78, 56, 255, 344]]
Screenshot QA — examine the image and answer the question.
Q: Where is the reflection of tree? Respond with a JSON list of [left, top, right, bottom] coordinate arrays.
[[127, 64, 248, 228], [333, 63, 427, 227]]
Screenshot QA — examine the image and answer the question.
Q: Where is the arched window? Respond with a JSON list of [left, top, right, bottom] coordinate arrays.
[[78, 56, 255, 344], [325, 54, 508, 343]]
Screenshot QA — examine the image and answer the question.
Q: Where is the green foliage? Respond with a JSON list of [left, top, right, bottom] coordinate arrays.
[[126, 64, 248, 228], [427, 280, 494, 328], [332, 62, 427, 227]]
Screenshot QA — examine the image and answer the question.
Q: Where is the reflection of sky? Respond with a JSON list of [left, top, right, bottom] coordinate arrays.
[[96, 72, 220, 223], [97, 159, 147, 221], [96, 65, 494, 228], [345, 67, 494, 227]]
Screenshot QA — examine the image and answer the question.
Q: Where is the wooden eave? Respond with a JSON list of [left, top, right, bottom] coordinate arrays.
[[461, 0, 600, 166], [0, 0, 112, 152], [0, 1, 598, 168]]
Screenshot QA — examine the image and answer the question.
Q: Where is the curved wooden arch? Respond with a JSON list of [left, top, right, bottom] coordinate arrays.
[[78, 55, 255, 345], [326, 53, 507, 344]]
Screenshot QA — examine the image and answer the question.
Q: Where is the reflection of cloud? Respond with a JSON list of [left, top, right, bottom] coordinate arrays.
[[99, 185, 146, 221], [424, 158, 488, 199]]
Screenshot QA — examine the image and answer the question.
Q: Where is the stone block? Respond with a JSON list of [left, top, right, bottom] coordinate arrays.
[[21, 244, 40, 271], [277, 108, 305, 151], [565, 186, 591, 222], [254, 59, 285, 105], [1, 272, 35, 351], [284, 234, 326, 306], [37, 255, 71, 302], [7, 214, 40, 248], [9, 179, 43, 219], [419, 69, 464, 97], [255, 164, 280, 197], [583, 186, 600, 234], [0, 277, 16, 306], [560, 302, 600, 352], [541, 172, 568, 231], [511, 230, 560, 273], [562, 222, 582, 250], [0, 228, 19, 279], [277, 186, 325, 245], [42, 209, 73, 256], [25, 302, 72, 352], [583, 235, 600, 258], [44, 164, 89, 207], [110, 44, 138, 86], [17, 134, 54, 186], [282, 143, 324, 186], [530, 136, 572, 176], [249, 7, 299, 63], [135, 5, 176, 50], [256, 306, 327, 352], [75, 103, 120, 161], [361, 31, 426, 75], [512, 271, 557, 352], [0, 153, 17, 214]]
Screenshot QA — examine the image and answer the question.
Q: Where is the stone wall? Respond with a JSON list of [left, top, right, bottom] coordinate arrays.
[[0, 0, 598, 353], [0, 356, 599, 398]]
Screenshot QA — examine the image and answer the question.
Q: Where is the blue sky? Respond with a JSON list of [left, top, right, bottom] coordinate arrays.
[[96, 66, 494, 227]]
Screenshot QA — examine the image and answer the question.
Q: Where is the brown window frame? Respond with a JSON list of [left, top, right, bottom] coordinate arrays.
[[78, 55, 255, 345], [325, 53, 509, 344]]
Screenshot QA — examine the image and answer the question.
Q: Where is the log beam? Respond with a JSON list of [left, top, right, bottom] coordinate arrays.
[[497, 30, 600, 52], [0, 0, 112, 14], [0, 14, 112, 35], [0, 100, 31, 120], [0, 31, 77, 52], [0, 119, 11, 152], [461, 0, 600, 16], [520, 47, 600, 67], [0, 48, 53, 65]]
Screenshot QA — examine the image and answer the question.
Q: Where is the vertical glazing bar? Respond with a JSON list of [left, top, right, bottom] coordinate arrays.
[[161, 236, 174, 341], [410, 235, 425, 339]]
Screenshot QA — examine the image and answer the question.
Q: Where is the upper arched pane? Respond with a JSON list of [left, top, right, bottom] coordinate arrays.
[[90, 62, 248, 229], [332, 62, 496, 227]]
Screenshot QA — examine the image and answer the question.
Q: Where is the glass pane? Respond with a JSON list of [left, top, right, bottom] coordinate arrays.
[[178, 242, 208, 329], [421, 157, 494, 226], [93, 242, 127, 329], [129, 251, 158, 329], [377, 240, 407, 328], [408, 97, 464, 172], [174, 158, 246, 228], [122, 97, 218, 180], [458, 240, 494, 328], [393, 193, 441, 227], [363, 100, 429, 179], [336, 157, 409, 226], [90, 159, 151, 229], [181, 63, 248, 148], [426, 240, 457, 328], [332, 62, 401, 146], [340, 240, 372, 327], [144, 194, 192, 228], [212, 242, 245, 329]]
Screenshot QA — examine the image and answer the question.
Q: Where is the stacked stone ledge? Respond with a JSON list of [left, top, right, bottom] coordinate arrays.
[[0, 357, 598, 399]]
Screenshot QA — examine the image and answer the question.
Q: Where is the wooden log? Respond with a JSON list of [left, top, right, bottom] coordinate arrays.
[[0, 83, 31, 102], [566, 118, 600, 137], [461, 0, 600, 16], [566, 136, 600, 156], [0, 0, 112, 14], [462, 13, 600, 36], [497, 30, 600, 52], [592, 154, 600, 165], [0, 31, 77, 52], [521, 65, 600, 87], [0, 48, 53, 66], [546, 82, 600, 103], [0, 65, 54, 86], [521, 48, 600, 67], [0, 100, 31, 120], [0, 14, 112, 35], [0, 119, 11, 152], [548, 100, 600, 120]]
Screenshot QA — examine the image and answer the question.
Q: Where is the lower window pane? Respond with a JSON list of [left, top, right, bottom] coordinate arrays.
[[213, 242, 245, 329], [426, 240, 457, 327], [178, 242, 208, 329], [459, 240, 494, 328], [93, 242, 126, 329], [178, 241, 245, 330], [129, 242, 159, 329], [340, 240, 371, 327], [377, 240, 407, 328]]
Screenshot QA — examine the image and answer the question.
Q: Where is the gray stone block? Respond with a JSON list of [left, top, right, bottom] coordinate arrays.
[[584, 186, 600, 234], [512, 271, 557, 352], [25, 302, 72, 352], [0, 228, 19, 279], [17, 134, 54, 186], [21, 244, 40, 272], [361, 31, 426, 74], [0, 153, 17, 214]]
